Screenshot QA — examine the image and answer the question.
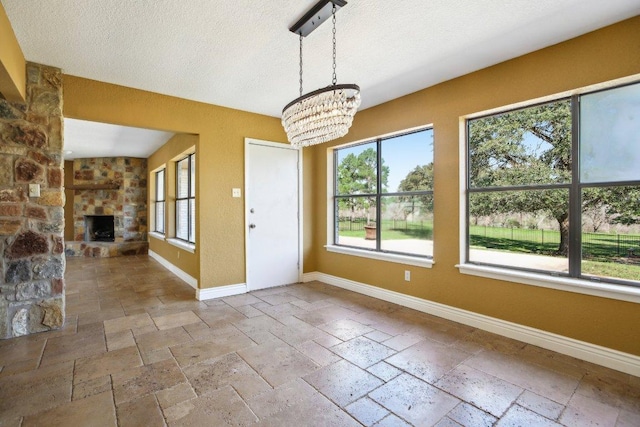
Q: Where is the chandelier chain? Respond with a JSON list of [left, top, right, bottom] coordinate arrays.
[[299, 34, 303, 97], [332, 4, 337, 85]]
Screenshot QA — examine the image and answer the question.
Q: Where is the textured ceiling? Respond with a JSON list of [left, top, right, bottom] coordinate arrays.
[[3, 1, 639, 159], [4, 0, 639, 118]]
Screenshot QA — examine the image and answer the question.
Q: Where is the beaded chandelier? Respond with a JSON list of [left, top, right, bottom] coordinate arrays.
[[282, 0, 361, 149]]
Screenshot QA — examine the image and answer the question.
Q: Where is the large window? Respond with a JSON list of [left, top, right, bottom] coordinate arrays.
[[334, 128, 434, 258], [466, 82, 640, 286], [154, 169, 165, 234], [176, 153, 195, 244]]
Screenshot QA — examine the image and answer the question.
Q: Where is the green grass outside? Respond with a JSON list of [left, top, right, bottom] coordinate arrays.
[[469, 225, 640, 259], [338, 220, 433, 240], [338, 220, 639, 281], [470, 225, 640, 281], [582, 260, 640, 281], [469, 226, 559, 254]]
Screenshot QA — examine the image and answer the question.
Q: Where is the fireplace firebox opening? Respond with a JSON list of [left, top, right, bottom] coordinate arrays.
[[84, 215, 115, 242]]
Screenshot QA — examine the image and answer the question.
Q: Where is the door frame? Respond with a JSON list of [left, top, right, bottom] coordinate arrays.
[[244, 138, 303, 291]]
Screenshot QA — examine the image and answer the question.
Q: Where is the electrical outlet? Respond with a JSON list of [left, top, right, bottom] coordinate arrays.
[[404, 270, 411, 281], [232, 188, 241, 198]]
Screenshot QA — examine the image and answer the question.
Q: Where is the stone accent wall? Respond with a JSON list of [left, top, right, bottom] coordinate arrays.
[[0, 63, 65, 339], [72, 157, 147, 242]]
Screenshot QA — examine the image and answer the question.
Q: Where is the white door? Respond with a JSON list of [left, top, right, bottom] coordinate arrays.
[[245, 139, 300, 291]]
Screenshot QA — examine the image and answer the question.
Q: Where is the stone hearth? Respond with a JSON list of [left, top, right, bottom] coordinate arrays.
[[64, 241, 148, 258]]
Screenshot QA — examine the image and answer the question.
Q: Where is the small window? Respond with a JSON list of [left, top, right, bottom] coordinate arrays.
[[154, 169, 165, 234], [176, 153, 195, 244], [334, 128, 434, 258]]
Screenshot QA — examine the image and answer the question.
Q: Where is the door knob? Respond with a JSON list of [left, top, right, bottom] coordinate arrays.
[[249, 224, 256, 229]]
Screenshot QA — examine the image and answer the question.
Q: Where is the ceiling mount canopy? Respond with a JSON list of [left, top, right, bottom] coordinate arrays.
[[282, 0, 361, 149], [288, 0, 346, 37]]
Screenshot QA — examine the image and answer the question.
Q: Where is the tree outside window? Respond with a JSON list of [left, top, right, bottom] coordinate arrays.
[[334, 128, 434, 257], [467, 82, 640, 284]]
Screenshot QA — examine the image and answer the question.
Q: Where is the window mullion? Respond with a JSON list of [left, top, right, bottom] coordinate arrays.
[[469, 183, 572, 193], [376, 138, 382, 251], [333, 151, 339, 245], [466, 120, 471, 264], [569, 95, 582, 278], [189, 154, 193, 243], [176, 161, 179, 239]]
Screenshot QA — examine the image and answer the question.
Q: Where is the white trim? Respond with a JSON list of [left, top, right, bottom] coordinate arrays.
[[330, 124, 436, 150], [244, 138, 303, 291], [148, 231, 165, 241], [148, 250, 197, 289], [325, 245, 434, 268], [458, 263, 640, 304], [150, 164, 167, 174], [167, 238, 195, 253], [196, 283, 247, 301], [301, 271, 640, 376]]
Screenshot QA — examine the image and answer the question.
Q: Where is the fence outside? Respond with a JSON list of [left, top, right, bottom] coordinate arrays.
[[338, 220, 640, 258], [338, 217, 369, 231], [469, 225, 640, 258], [338, 218, 428, 232]]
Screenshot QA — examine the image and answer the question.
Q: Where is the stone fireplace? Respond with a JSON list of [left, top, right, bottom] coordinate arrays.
[[64, 157, 148, 257]]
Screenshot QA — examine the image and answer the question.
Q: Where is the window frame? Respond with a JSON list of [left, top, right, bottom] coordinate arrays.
[[463, 81, 640, 292], [175, 153, 196, 244], [153, 168, 166, 234], [329, 127, 435, 266]]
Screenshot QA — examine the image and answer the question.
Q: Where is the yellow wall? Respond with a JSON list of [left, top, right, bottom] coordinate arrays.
[[308, 16, 640, 356], [57, 15, 640, 357], [63, 76, 288, 289], [0, 3, 25, 101], [147, 133, 199, 279]]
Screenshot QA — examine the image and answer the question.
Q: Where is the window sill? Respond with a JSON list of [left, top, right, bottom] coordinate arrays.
[[167, 238, 196, 254], [149, 232, 165, 241], [325, 245, 433, 268], [457, 263, 640, 304]]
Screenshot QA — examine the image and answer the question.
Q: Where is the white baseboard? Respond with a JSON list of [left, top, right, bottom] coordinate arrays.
[[302, 271, 640, 376], [149, 250, 198, 289], [148, 250, 247, 301], [196, 283, 247, 301]]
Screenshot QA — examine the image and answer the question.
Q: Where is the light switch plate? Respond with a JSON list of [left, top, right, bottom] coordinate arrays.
[[29, 183, 41, 197], [232, 188, 241, 198]]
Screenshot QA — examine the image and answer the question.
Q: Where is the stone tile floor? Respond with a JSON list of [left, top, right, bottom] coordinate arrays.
[[1, 255, 639, 426]]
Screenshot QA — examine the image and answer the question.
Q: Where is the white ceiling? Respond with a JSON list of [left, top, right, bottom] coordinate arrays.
[[63, 119, 174, 160], [3, 0, 639, 158]]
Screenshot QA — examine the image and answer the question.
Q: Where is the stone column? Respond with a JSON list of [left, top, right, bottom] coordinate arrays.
[[0, 63, 65, 338]]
